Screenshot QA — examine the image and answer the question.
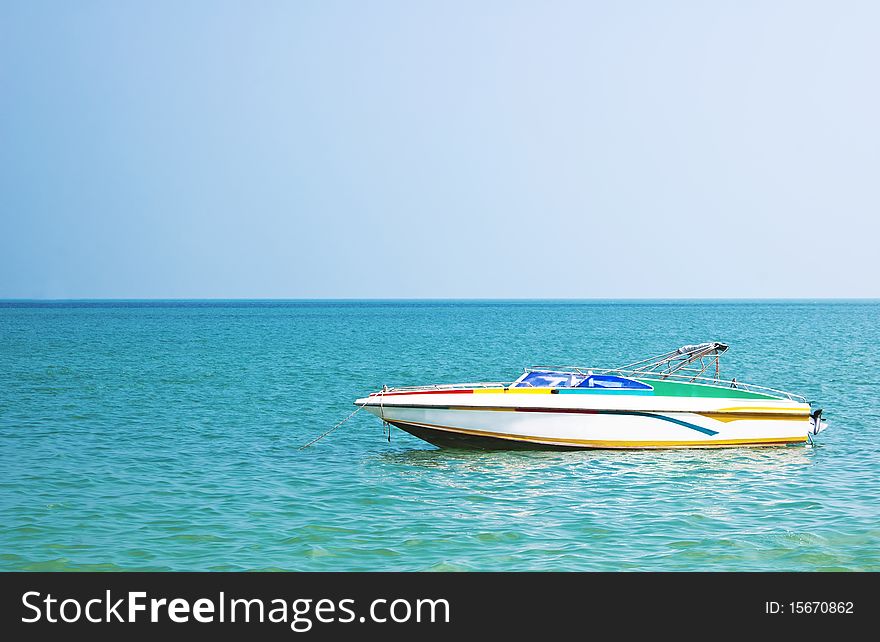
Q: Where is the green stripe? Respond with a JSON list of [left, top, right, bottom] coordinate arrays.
[[639, 379, 774, 400], [621, 411, 719, 436]]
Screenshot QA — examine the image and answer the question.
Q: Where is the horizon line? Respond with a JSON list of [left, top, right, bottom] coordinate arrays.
[[2, 297, 879, 302]]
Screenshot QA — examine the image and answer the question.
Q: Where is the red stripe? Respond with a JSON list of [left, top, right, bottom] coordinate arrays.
[[369, 389, 475, 397]]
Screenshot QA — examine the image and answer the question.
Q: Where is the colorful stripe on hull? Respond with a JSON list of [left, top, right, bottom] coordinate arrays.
[[387, 419, 807, 450], [364, 402, 808, 425]]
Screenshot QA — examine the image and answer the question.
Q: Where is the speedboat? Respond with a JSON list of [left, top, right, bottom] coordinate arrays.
[[355, 342, 828, 449]]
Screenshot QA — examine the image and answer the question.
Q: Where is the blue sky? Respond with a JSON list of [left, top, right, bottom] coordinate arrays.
[[1, 1, 878, 298]]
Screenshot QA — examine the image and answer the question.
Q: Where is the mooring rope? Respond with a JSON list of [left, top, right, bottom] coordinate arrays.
[[297, 403, 367, 450], [298, 388, 389, 450]]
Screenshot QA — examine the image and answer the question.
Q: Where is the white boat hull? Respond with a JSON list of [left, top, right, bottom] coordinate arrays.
[[356, 392, 812, 449]]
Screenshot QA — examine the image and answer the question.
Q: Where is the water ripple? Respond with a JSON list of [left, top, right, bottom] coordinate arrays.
[[1, 301, 879, 570]]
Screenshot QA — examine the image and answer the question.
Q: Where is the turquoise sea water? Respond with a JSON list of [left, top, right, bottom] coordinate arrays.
[[1, 300, 878, 571]]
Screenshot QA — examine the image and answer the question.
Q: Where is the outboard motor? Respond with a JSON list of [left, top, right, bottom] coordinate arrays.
[[809, 408, 828, 435]]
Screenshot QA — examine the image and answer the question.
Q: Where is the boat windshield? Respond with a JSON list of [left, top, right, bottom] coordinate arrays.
[[514, 371, 651, 390], [577, 374, 652, 390], [514, 371, 584, 388]]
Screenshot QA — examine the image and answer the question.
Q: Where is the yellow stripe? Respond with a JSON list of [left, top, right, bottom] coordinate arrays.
[[391, 419, 807, 449], [697, 413, 808, 423], [715, 406, 810, 413], [698, 406, 811, 423]]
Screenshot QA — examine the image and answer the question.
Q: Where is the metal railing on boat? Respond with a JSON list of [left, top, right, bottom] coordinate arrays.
[[378, 381, 509, 393], [380, 372, 806, 403]]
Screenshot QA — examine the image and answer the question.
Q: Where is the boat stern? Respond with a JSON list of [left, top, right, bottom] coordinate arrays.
[[809, 408, 828, 435]]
